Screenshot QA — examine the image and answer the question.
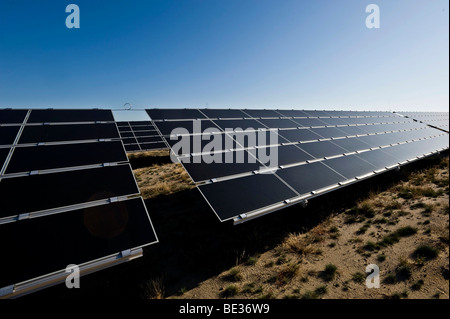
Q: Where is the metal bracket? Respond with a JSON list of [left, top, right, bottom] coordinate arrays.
[[109, 197, 119, 203], [29, 170, 39, 176], [18, 213, 30, 221], [0, 285, 15, 298], [121, 249, 132, 258], [300, 200, 308, 208]]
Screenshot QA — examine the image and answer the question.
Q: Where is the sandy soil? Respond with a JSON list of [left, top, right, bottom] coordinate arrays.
[[170, 156, 449, 299]]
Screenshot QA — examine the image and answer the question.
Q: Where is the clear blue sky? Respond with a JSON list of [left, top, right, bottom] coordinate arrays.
[[0, 0, 448, 121]]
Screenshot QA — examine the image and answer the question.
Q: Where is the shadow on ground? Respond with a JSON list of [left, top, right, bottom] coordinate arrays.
[[28, 151, 448, 299]]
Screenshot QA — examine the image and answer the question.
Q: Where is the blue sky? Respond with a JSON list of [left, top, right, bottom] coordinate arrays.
[[0, 0, 448, 121]]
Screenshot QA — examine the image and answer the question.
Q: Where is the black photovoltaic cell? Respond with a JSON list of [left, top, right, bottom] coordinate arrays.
[[333, 125, 370, 136], [5, 141, 127, 174], [200, 109, 246, 119], [122, 137, 138, 144], [133, 130, 159, 137], [147, 109, 205, 120], [355, 149, 400, 170], [213, 119, 264, 131], [0, 126, 20, 145], [119, 132, 135, 138], [258, 119, 300, 129], [139, 142, 167, 150], [19, 123, 119, 144], [383, 142, 426, 162], [124, 144, 141, 152], [131, 121, 154, 126], [167, 134, 236, 155], [181, 150, 262, 182], [0, 165, 139, 219], [131, 126, 156, 131], [293, 118, 329, 127], [317, 117, 349, 126], [309, 127, 347, 139], [0, 198, 157, 288], [198, 173, 298, 221], [330, 138, 372, 153], [323, 155, 377, 179], [277, 129, 322, 143], [154, 120, 216, 136], [298, 141, 348, 158], [260, 144, 314, 166], [0, 109, 27, 124], [358, 124, 395, 134], [0, 148, 10, 169], [357, 134, 399, 147], [137, 136, 164, 143], [242, 109, 281, 118], [28, 109, 114, 123], [302, 110, 333, 117], [276, 162, 344, 195], [276, 110, 310, 118]]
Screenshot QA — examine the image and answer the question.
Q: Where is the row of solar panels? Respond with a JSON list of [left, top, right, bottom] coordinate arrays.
[[0, 109, 158, 298], [146, 109, 449, 224], [396, 111, 449, 132], [0, 108, 448, 298]]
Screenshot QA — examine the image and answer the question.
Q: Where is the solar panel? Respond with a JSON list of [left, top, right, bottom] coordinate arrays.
[[198, 173, 298, 221], [0, 197, 156, 290], [324, 155, 377, 179], [148, 108, 449, 224], [19, 123, 119, 144], [0, 126, 20, 145], [0, 109, 27, 124], [276, 161, 345, 195], [180, 150, 263, 182], [117, 121, 166, 152], [396, 111, 449, 132], [212, 119, 264, 131], [0, 148, 9, 169], [27, 109, 114, 123], [277, 129, 323, 143], [0, 109, 158, 298], [241, 109, 281, 118], [5, 141, 127, 174], [200, 109, 246, 119], [299, 140, 348, 158], [147, 108, 205, 120]]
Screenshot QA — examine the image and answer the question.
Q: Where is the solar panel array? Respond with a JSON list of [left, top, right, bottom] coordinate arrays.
[[116, 121, 166, 152], [0, 109, 158, 298], [396, 111, 449, 132], [147, 109, 449, 224]]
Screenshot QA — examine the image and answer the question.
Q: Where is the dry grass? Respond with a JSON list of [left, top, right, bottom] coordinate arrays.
[[143, 277, 165, 299], [134, 163, 194, 199], [128, 149, 170, 160]]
